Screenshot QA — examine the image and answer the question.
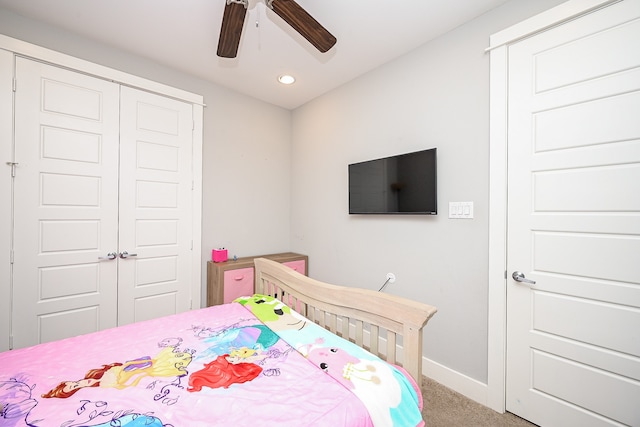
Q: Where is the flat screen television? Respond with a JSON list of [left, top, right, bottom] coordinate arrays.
[[349, 148, 437, 215]]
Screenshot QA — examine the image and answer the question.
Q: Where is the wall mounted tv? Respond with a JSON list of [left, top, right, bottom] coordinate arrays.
[[349, 148, 437, 215]]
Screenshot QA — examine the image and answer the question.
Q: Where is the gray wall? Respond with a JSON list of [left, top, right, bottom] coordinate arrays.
[[289, 0, 565, 383]]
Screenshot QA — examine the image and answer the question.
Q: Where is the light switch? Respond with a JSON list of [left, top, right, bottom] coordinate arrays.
[[448, 202, 457, 218], [449, 201, 474, 219]]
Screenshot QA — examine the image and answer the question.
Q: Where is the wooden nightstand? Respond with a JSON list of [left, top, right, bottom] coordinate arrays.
[[206, 252, 308, 306]]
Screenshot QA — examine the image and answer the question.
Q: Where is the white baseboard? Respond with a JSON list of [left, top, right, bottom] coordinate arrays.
[[422, 356, 495, 410]]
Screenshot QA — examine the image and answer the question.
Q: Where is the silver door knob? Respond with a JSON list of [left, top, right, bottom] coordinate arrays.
[[98, 252, 117, 260], [512, 271, 536, 285], [119, 251, 138, 259]]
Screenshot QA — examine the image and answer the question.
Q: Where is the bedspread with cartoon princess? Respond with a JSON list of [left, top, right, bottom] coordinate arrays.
[[0, 298, 423, 427]]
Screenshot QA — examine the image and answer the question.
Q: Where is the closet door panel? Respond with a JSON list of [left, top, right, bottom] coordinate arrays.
[[12, 58, 119, 348], [117, 87, 193, 325]]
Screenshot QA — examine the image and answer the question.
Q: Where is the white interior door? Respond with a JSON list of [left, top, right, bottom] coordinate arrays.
[[506, 1, 640, 426], [117, 87, 193, 325], [12, 57, 120, 348]]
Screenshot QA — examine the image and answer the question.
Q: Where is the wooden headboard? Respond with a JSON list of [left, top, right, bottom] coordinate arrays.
[[253, 258, 437, 386]]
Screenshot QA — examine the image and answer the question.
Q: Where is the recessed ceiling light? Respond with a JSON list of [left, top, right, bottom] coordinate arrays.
[[278, 74, 296, 85]]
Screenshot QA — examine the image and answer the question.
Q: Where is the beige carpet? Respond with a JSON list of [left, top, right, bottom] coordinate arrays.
[[422, 377, 537, 427]]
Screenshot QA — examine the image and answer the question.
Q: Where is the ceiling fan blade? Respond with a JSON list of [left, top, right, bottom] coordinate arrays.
[[217, 1, 248, 58], [268, 0, 336, 53]]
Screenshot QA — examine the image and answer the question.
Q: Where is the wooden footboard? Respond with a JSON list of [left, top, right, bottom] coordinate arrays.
[[253, 258, 437, 386]]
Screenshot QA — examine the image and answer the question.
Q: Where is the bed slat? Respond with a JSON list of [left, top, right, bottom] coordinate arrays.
[[370, 324, 379, 356], [387, 331, 397, 365], [327, 313, 336, 334], [354, 319, 363, 347]]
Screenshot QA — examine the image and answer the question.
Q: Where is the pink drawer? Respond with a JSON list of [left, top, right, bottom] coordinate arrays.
[[223, 267, 254, 303], [282, 259, 306, 275]]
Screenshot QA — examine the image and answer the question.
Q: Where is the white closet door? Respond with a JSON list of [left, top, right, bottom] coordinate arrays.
[[12, 58, 120, 348], [117, 87, 193, 325]]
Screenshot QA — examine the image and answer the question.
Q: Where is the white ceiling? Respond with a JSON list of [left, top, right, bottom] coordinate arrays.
[[0, 0, 510, 109]]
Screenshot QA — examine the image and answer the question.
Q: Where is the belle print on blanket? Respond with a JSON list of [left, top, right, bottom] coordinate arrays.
[[41, 346, 192, 399]]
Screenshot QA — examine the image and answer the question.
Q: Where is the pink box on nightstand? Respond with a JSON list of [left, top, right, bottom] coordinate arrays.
[[212, 249, 228, 263]]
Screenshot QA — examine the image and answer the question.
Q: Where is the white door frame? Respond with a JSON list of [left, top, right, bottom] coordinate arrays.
[[486, 0, 621, 413], [0, 49, 13, 352]]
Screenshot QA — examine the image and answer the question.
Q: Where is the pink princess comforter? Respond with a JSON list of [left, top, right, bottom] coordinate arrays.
[[1, 296, 423, 427]]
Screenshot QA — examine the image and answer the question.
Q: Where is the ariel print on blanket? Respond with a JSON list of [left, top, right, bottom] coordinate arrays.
[[1, 298, 423, 427]]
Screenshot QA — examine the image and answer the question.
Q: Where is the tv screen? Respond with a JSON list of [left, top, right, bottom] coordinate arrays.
[[349, 148, 437, 215]]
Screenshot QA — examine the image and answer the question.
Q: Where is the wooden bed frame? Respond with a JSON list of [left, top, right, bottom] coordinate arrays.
[[254, 258, 438, 387]]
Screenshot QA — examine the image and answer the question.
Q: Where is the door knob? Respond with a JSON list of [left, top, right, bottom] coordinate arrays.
[[119, 251, 138, 259], [512, 271, 536, 285], [98, 252, 117, 260]]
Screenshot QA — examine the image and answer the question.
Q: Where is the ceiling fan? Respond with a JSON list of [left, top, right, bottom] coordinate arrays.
[[217, 0, 337, 58]]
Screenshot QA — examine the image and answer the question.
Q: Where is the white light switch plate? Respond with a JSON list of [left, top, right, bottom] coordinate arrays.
[[449, 202, 474, 219]]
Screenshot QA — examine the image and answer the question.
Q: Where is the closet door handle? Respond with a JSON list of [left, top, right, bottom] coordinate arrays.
[[119, 251, 138, 259], [98, 252, 118, 260]]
